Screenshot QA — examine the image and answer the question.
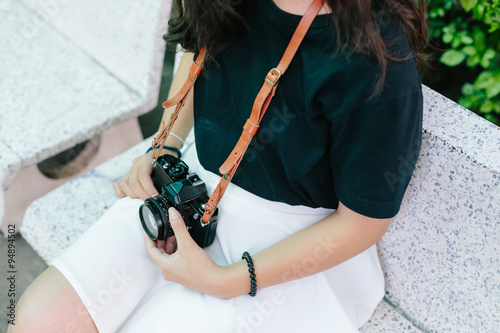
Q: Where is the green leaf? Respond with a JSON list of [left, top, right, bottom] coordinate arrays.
[[486, 85, 500, 98], [461, 35, 474, 44], [443, 24, 455, 35], [481, 56, 492, 68], [485, 72, 500, 98], [444, 0, 455, 10], [452, 36, 462, 48], [467, 54, 481, 67], [494, 102, 500, 114], [484, 12, 493, 25], [462, 46, 477, 56], [479, 100, 495, 113], [443, 32, 454, 44], [475, 71, 493, 89], [440, 49, 466, 66], [473, 3, 486, 19], [461, 0, 478, 12], [483, 48, 496, 60], [473, 27, 486, 52], [473, 70, 500, 98], [462, 83, 476, 95]]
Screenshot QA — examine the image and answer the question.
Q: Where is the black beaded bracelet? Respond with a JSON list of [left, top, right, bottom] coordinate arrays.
[[242, 251, 257, 297], [145, 145, 182, 159]]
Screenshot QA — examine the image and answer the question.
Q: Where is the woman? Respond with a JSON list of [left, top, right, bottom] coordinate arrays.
[[11, 0, 427, 332]]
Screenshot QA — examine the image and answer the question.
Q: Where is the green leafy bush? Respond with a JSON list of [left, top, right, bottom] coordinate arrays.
[[428, 0, 500, 125]]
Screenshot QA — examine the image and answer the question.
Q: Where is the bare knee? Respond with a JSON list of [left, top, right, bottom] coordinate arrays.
[[8, 266, 97, 333]]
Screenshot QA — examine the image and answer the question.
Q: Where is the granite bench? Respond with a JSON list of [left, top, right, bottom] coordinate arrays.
[[20, 86, 500, 332], [0, 0, 172, 234]]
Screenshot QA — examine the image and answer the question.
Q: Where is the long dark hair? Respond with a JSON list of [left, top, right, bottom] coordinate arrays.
[[165, 0, 427, 89]]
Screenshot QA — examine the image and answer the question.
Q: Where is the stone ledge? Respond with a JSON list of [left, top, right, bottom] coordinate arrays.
[[421, 86, 500, 172], [1, 0, 170, 230], [360, 299, 423, 332], [19, 0, 171, 102], [20, 137, 152, 263], [378, 87, 500, 333]]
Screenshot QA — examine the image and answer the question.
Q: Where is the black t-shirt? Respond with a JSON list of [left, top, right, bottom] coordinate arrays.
[[193, 0, 423, 219]]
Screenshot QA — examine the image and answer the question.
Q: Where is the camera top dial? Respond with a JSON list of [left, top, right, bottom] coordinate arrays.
[[167, 163, 187, 180]]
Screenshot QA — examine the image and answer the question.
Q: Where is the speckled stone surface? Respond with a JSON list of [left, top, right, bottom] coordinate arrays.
[[378, 87, 500, 332], [20, 137, 153, 262], [360, 300, 423, 332], [19, 0, 171, 102], [421, 86, 500, 170], [21, 87, 500, 332], [1, 0, 139, 169], [0, 142, 21, 191], [0, 0, 170, 222]]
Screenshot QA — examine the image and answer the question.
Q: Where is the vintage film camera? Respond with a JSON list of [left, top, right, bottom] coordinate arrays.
[[139, 154, 218, 248]]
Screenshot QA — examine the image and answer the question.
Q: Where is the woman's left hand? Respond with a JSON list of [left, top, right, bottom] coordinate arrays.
[[144, 207, 224, 296]]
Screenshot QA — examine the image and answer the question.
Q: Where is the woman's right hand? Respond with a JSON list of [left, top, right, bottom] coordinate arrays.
[[114, 51, 193, 201], [113, 152, 159, 200]]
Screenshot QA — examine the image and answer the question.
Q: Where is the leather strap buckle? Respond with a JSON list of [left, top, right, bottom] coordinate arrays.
[[243, 120, 260, 136], [203, 202, 214, 215], [265, 68, 282, 86]]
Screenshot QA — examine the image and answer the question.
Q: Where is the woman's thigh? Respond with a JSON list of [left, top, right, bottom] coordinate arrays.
[[50, 197, 164, 332], [14, 197, 163, 333], [9, 265, 98, 333]]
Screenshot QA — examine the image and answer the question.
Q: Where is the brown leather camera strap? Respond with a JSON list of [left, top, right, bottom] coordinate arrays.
[[151, 47, 207, 162], [151, 0, 326, 224]]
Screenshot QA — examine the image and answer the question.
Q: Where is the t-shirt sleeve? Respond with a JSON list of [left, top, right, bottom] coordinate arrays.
[[329, 88, 423, 219]]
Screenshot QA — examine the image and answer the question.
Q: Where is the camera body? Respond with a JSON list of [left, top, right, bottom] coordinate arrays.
[[139, 154, 218, 248]]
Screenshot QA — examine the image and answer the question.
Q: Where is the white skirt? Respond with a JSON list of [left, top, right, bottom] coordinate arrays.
[[51, 143, 384, 333]]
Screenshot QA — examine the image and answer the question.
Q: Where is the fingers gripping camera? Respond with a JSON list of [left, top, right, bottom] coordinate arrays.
[[139, 154, 218, 248]]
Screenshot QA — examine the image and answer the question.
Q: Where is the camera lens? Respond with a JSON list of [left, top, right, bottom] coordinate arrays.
[[140, 205, 159, 239], [139, 197, 171, 240]]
